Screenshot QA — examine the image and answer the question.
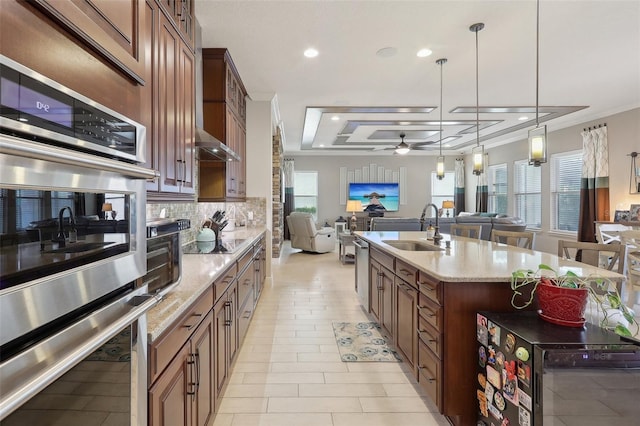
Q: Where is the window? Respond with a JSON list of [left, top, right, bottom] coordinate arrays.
[[294, 171, 318, 220], [487, 163, 507, 215], [431, 172, 455, 215], [551, 151, 582, 232], [514, 160, 541, 229]]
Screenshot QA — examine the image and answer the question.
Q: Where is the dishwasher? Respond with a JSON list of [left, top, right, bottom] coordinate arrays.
[[354, 238, 369, 310]]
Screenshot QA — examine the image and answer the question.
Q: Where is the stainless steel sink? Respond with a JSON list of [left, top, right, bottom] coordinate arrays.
[[381, 240, 443, 252]]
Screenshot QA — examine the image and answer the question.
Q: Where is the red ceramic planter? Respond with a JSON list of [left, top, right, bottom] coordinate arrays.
[[536, 281, 588, 327]]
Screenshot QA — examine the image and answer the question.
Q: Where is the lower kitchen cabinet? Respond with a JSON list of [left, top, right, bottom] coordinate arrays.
[[149, 309, 214, 426], [395, 277, 417, 369], [213, 281, 237, 410]]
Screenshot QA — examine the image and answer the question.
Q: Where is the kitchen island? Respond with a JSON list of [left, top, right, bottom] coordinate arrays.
[[356, 231, 623, 426]]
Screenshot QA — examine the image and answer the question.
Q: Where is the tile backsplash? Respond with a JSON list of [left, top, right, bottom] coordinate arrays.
[[146, 197, 266, 244]]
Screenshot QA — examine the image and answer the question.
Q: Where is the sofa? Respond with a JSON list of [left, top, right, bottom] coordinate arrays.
[[367, 213, 525, 240], [438, 214, 526, 240]]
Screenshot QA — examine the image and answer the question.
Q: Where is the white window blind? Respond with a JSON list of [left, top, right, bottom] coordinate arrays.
[[294, 171, 319, 220], [487, 163, 507, 215], [551, 150, 582, 232], [431, 172, 455, 214], [514, 160, 541, 229]]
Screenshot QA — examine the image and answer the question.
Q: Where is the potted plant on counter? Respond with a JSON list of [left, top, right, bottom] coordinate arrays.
[[510, 264, 638, 337]]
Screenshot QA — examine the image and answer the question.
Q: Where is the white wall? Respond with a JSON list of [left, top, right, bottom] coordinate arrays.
[[246, 98, 274, 273], [290, 107, 640, 254]]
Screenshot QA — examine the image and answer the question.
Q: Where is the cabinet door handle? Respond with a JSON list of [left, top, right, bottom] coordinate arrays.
[[186, 354, 196, 398], [417, 329, 438, 343], [224, 300, 232, 326], [182, 313, 202, 330], [399, 268, 412, 277], [417, 366, 436, 382], [195, 350, 201, 391]]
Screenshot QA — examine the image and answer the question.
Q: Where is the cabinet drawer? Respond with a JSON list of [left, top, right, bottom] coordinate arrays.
[[237, 290, 254, 344], [237, 248, 254, 275], [214, 263, 237, 302], [417, 270, 442, 305], [371, 247, 394, 272], [417, 293, 443, 331], [417, 339, 441, 409], [149, 286, 213, 384], [417, 315, 442, 358], [395, 259, 417, 285], [236, 261, 253, 308]]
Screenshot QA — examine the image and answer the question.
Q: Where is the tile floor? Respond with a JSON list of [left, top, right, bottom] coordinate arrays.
[[212, 242, 450, 426]]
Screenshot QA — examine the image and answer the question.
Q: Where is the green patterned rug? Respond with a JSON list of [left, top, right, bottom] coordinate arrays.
[[332, 322, 402, 362]]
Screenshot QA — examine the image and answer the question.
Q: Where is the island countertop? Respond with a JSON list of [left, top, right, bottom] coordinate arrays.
[[357, 231, 624, 283], [146, 227, 266, 341]]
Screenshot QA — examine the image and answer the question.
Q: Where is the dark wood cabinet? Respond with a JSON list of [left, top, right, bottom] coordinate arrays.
[[149, 309, 214, 426], [199, 48, 247, 202], [395, 278, 417, 369], [157, 0, 194, 47], [369, 259, 394, 338], [147, 6, 195, 200], [213, 281, 237, 410]]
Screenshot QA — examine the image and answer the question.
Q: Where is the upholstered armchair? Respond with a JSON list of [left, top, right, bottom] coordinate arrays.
[[286, 212, 336, 253]]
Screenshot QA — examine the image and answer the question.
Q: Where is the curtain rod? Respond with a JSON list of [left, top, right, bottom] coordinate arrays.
[[583, 123, 607, 132]]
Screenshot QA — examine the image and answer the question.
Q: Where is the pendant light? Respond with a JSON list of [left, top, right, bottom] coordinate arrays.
[[395, 133, 410, 155], [436, 58, 447, 180], [470, 22, 484, 176], [528, 0, 547, 166]]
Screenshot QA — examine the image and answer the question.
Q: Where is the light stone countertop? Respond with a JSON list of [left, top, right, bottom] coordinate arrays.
[[357, 231, 625, 283], [146, 227, 267, 341]]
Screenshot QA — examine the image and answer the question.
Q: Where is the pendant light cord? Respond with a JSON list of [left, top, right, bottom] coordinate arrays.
[[475, 27, 480, 148], [437, 58, 446, 156], [535, 0, 540, 126]]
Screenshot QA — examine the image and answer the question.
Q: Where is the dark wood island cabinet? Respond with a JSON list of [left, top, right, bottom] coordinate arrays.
[[357, 231, 623, 426]]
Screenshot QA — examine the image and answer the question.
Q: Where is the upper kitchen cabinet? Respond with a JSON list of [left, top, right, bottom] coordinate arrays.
[[199, 48, 247, 202], [146, 1, 196, 200], [28, 0, 148, 85], [156, 0, 195, 49]]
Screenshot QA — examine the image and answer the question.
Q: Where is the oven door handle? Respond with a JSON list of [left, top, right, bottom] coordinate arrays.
[[0, 292, 160, 420]]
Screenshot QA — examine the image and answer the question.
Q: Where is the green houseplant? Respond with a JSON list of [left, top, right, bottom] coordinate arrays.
[[511, 264, 638, 337]]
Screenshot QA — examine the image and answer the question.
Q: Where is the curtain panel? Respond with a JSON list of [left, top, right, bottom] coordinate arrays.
[[578, 126, 610, 242], [454, 159, 466, 214], [283, 158, 295, 240]]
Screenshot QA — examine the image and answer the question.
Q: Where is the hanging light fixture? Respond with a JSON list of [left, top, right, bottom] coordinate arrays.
[[436, 58, 447, 180], [470, 22, 485, 176], [395, 133, 410, 155], [528, 0, 547, 166]]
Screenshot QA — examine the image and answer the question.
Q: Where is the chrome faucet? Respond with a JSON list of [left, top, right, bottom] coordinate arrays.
[[420, 203, 442, 245], [54, 206, 75, 247]]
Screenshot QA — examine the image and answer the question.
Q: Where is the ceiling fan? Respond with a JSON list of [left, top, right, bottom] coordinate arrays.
[[370, 132, 434, 154]]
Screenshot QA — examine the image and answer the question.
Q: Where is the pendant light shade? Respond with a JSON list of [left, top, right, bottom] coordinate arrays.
[[470, 22, 485, 175], [528, 0, 547, 166], [436, 58, 447, 180], [395, 133, 410, 155]]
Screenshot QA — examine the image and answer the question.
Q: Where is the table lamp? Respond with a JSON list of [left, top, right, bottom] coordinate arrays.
[[442, 200, 455, 218], [102, 202, 113, 220], [346, 200, 362, 234]]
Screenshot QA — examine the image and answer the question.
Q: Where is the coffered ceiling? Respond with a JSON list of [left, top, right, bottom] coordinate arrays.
[[195, 1, 640, 156]]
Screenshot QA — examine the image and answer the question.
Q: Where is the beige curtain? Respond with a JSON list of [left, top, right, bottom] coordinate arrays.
[[578, 126, 610, 242]]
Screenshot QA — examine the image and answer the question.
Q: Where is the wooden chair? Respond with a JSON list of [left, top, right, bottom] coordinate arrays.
[[620, 230, 640, 309], [490, 229, 535, 249], [557, 240, 626, 294], [449, 224, 482, 239]]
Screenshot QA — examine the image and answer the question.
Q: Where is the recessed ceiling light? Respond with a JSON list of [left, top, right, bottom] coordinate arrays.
[[519, 116, 529, 121], [376, 47, 397, 58], [304, 48, 319, 58], [331, 115, 340, 121], [319, 144, 325, 147], [416, 48, 433, 58], [444, 144, 451, 147]]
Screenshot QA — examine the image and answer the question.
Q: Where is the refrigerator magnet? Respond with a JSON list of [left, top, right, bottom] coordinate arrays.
[[504, 333, 516, 353]]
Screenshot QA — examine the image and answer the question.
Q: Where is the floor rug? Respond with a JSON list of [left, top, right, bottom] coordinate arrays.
[[332, 321, 402, 362]]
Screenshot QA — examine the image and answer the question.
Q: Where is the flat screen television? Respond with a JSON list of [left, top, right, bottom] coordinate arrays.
[[348, 182, 399, 212]]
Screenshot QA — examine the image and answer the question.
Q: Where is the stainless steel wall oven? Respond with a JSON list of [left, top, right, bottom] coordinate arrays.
[[0, 54, 158, 423]]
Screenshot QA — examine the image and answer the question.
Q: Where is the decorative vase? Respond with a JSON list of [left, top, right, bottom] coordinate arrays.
[[536, 281, 588, 327]]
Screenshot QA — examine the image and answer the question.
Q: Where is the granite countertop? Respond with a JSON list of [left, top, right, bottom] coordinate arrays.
[[357, 231, 625, 283], [146, 227, 266, 341]]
